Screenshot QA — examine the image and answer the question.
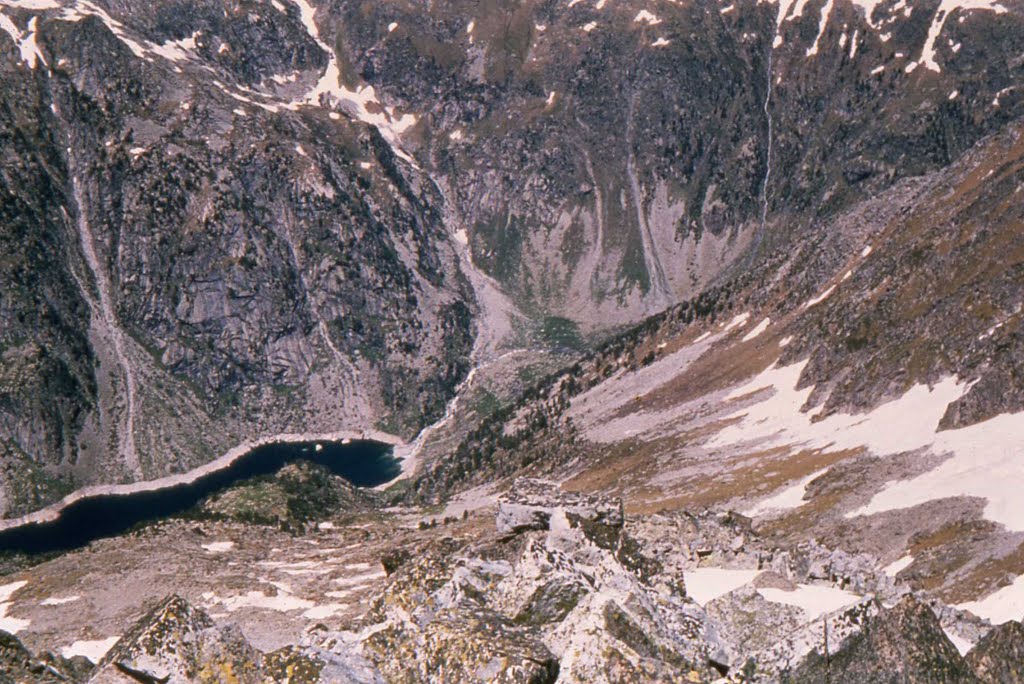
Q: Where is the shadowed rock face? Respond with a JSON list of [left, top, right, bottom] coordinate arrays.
[[788, 596, 980, 684], [0, 629, 91, 684], [966, 620, 1024, 684]]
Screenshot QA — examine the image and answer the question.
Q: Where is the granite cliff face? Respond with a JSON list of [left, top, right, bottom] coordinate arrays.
[[0, 0, 475, 516]]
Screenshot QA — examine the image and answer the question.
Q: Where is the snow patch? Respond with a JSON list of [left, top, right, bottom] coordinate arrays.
[[918, 0, 1007, 73], [683, 568, 759, 606], [757, 584, 861, 620], [303, 603, 348, 619], [957, 573, 1024, 624], [944, 629, 974, 656], [61, 637, 120, 663], [582, 21, 597, 32], [744, 468, 826, 517], [0, 580, 29, 634], [2, 0, 61, 7], [651, 37, 670, 47], [882, 554, 913, 576], [41, 595, 81, 606], [288, 0, 417, 163], [709, 353, 1024, 533], [742, 318, 771, 342], [201, 541, 235, 553], [806, 0, 834, 57], [0, 14, 47, 68], [802, 284, 836, 308], [150, 30, 199, 62], [634, 10, 662, 25], [850, 408, 1024, 531], [212, 589, 315, 613], [722, 312, 751, 333]]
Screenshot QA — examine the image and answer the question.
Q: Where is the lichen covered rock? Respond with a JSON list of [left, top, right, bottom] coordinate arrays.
[[88, 595, 264, 684]]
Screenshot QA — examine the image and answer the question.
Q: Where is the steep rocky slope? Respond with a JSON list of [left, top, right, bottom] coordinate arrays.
[[323, 0, 1024, 324], [0, 0, 475, 517]]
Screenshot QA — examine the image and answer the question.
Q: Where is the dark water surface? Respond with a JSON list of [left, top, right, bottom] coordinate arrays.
[[0, 440, 400, 555]]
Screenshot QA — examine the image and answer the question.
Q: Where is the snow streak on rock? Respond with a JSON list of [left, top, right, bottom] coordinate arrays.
[[288, 0, 417, 163]]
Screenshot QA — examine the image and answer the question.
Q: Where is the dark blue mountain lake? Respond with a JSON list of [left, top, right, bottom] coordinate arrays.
[[0, 439, 400, 555]]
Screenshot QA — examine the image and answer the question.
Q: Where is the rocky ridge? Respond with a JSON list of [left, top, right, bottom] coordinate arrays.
[[2, 479, 1016, 683]]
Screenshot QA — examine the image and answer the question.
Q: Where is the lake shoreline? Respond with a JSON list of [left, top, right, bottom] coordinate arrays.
[[0, 428, 406, 534]]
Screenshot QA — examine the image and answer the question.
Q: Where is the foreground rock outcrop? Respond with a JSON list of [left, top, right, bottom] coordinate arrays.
[[5, 480, 1024, 683], [0, 629, 91, 683], [89, 596, 265, 684]]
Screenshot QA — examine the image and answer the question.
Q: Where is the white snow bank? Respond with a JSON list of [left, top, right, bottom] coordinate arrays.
[[683, 568, 759, 605], [61, 637, 120, 663], [288, 0, 417, 162], [201, 541, 235, 553], [0, 14, 47, 68], [722, 312, 751, 332], [919, 0, 1007, 73], [882, 554, 913, 576], [850, 408, 1024, 530], [945, 629, 974, 656], [0, 580, 29, 634], [744, 468, 827, 517], [710, 355, 1024, 533], [213, 590, 315, 613], [302, 603, 347, 619], [41, 595, 81, 606], [2, 1, 62, 8], [806, 0, 834, 57], [957, 573, 1024, 624], [742, 318, 771, 342], [713, 360, 964, 460], [634, 10, 662, 24], [803, 284, 836, 309], [758, 584, 860, 620]]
